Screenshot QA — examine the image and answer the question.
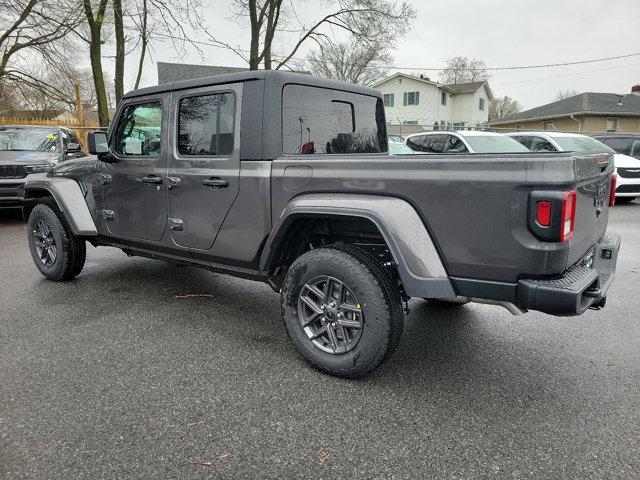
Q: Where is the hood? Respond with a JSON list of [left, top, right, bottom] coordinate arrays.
[[0, 150, 57, 166], [50, 156, 102, 177], [613, 153, 640, 169]]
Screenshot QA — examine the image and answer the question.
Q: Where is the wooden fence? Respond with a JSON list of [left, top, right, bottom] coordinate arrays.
[[0, 117, 101, 151]]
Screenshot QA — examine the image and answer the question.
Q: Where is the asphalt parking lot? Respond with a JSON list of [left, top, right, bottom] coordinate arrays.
[[1, 204, 639, 480]]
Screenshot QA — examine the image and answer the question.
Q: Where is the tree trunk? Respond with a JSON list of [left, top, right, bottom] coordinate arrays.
[[113, 0, 125, 103], [88, 28, 109, 126], [134, 0, 148, 90]]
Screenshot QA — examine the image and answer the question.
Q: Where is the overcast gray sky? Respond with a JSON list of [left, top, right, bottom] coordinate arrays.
[[131, 0, 640, 109]]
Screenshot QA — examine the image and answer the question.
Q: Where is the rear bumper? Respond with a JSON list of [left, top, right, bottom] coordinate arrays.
[[516, 233, 620, 315]]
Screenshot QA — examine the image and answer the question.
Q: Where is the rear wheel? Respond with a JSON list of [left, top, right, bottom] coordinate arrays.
[[27, 204, 86, 281], [281, 245, 404, 378]]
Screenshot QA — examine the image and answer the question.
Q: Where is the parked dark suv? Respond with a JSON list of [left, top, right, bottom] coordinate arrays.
[[22, 71, 620, 378], [592, 134, 640, 159], [0, 125, 85, 210]]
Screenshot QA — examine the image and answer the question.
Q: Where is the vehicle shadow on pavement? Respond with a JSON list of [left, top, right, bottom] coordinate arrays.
[[0, 209, 25, 225]]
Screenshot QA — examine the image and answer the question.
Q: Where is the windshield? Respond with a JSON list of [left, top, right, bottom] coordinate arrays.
[[463, 135, 530, 153], [552, 136, 615, 153], [0, 128, 60, 152], [389, 142, 414, 155]]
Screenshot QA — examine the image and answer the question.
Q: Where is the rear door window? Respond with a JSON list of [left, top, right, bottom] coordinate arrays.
[[445, 135, 468, 153], [282, 84, 386, 154], [603, 137, 632, 155], [406, 135, 426, 151], [422, 134, 448, 153], [177, 92, 235, 156], [530, 137, 556, 152]]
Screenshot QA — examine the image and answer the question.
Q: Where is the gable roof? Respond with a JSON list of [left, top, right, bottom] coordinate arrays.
[[372, 73, 492, 98], [491, 92, 640, 124], [445, 81, 493, 99], [372, 72, 440, 88], [157, 62, 247, 84]]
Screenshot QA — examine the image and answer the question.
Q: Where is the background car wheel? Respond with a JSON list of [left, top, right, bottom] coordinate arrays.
[[27, 204, 86, 281], [281, 244, 404, 378]]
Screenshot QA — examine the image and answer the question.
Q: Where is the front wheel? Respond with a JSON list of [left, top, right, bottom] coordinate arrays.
[[281, 245, 404, 378], [27, 204, 86, 281]]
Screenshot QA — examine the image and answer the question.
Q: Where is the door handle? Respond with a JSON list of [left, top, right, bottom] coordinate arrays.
[[202, 177, 228, 188], [141, 175, 163, 184]]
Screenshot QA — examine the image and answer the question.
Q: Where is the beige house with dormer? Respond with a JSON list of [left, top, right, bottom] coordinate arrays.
[[372, 73, 493, 135]]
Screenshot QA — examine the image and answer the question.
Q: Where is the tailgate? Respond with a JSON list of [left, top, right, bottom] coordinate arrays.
[[567, 153, 615, 267]]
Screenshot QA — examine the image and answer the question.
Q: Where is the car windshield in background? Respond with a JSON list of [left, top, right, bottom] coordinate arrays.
[[552, 136, 615, 153], [0, 128, 59, 152], [463, 135, 530, 153], [389, 142, 414, 155]]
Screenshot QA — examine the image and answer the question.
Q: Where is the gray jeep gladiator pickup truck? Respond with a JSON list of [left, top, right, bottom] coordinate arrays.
[[23, 71, 620, 378]]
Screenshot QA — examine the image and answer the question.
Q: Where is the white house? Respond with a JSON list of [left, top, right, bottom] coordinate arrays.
[[372, 73, 493, 134]]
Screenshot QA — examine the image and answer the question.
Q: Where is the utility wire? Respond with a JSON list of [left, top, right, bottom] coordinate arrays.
[[150, 32, 640, 72]]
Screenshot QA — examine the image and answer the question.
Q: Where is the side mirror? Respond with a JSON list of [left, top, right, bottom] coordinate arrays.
[[65, 142, 81, 153], [88, 131, 117, 163]]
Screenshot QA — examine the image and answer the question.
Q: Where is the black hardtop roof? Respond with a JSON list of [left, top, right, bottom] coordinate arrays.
[[123, 70, 381, 99]]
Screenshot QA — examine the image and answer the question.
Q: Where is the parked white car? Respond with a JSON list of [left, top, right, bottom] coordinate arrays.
[[405, 130, 529, 154], [508, 131, 640, 204]]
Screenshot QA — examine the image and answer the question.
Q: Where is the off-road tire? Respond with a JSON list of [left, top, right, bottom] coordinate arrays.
[[27, 204, 86, 281], [281, 245, 404, 378]]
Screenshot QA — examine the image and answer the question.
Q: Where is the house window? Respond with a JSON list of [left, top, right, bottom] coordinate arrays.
[[383, 93, 394, 107], [606, 118, 619, 132], [402, 120, 418, 125], [543, 121, 555, 131], [403, 91, 420, 106], [441, 91, 447, 106], [479, 98, 485, 111]]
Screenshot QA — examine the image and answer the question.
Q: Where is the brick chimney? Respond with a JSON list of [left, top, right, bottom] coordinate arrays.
[[632, 84, 640, 95]]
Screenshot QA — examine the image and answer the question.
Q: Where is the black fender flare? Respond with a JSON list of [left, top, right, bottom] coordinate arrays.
[[23, 175, 98, 236], [261, 194, 456, 299]]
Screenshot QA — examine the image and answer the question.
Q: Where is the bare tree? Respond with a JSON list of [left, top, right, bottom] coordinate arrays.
[[439, 57, 490, 84], [305, 39, 391, 86], [0, 1, 81, 87], [489, 95, 522, 121], [554, 89, 580, 101], [216, 0, 416, 71]]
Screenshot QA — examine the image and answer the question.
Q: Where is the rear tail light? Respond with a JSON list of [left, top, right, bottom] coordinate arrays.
[[560, 190, 576, 242], [610, 173, 617, 207], [536, 201, 552, 226]]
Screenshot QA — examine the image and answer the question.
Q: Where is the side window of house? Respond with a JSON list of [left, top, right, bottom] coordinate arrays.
[[603, 137, 631, 155], [422, 134, 448, 153], [178, 92, 235, 156], [403, 91, 419, 106], [441, 91, 447, 106], [383, 94, 394, 107], [282, 84, 387, 155], [479, 98, 485, 111], [445, 135, 468, 153], [114, 102, 163, 157]]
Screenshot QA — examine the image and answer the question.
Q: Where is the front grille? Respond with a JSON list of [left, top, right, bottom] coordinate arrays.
[[0, 165, 27, 179], [618, 168, 640, 179], [616, 184, 640, 194]]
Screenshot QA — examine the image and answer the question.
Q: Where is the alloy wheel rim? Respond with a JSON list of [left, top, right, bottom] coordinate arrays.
[[33, 220, 57, 267], [297, 275, 364, 354]]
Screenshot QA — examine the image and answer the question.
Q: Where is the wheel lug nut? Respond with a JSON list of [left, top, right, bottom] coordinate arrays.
[[337, 312, 343, 318], [321, 305, 326, 310], [330, 302, 335, 308]]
